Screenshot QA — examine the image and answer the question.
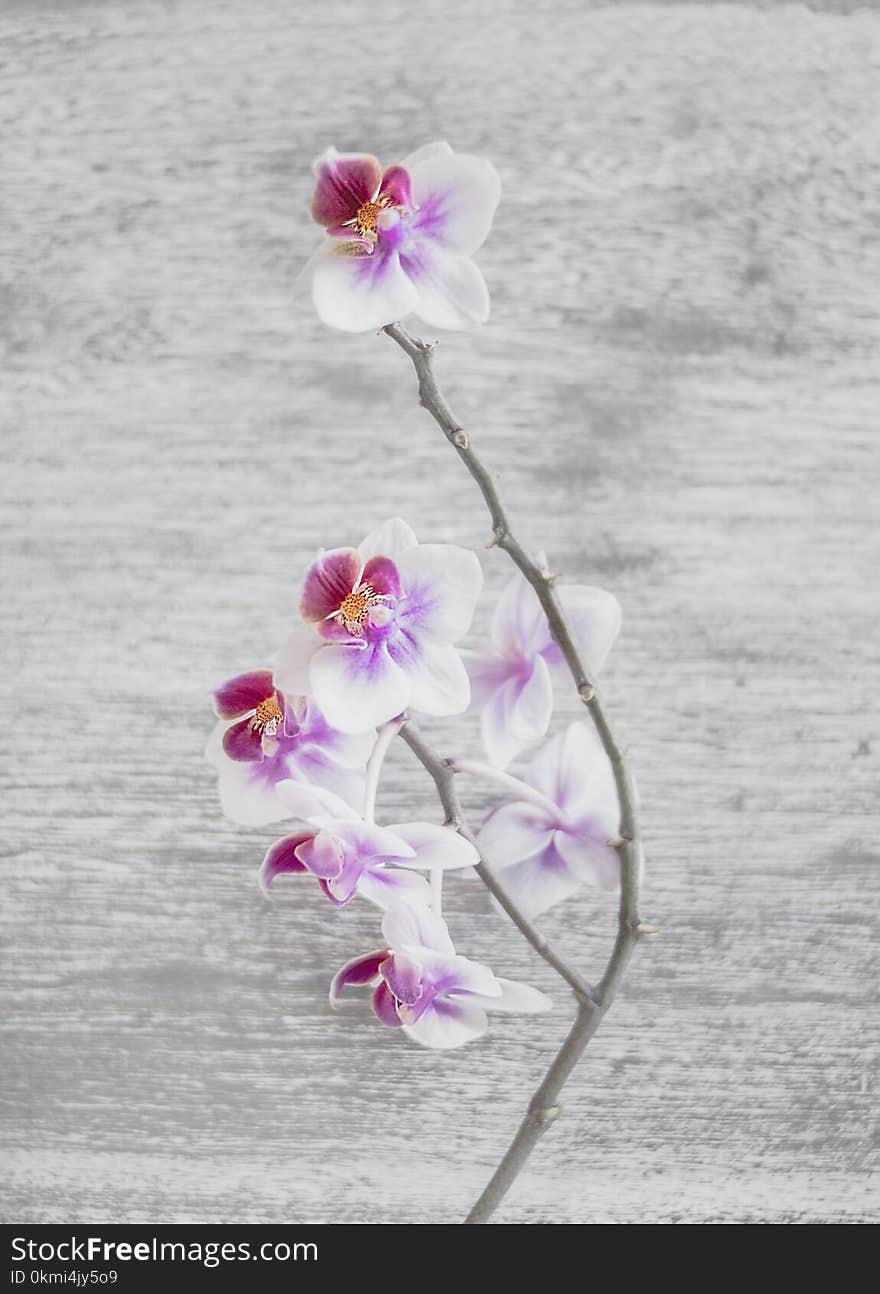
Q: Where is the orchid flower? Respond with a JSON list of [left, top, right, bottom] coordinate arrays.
[[297, 142, 501, 333], [205, 669, 372, 826], [259, 780, 479, 909], [462, 571, 622, 768], [476, 722, 621, 919], [275, 518, 482, 734], [331, 904, 552, 1049]]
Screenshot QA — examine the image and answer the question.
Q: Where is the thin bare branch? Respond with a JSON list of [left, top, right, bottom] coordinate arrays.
[[385, 321, 647, 1225]]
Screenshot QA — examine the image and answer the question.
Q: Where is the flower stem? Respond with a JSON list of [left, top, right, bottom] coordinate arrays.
[[363, 714, 405, 824], [385, 323, 647, 1225]]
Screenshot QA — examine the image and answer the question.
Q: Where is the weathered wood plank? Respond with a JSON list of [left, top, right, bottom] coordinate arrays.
[[1, 0, 878, 1223]]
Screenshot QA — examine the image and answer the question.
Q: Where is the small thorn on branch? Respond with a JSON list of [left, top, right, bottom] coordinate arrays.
[[635, 923, 660, 936], [452, 428, 469, 449], [578, 683, 596, 704], [606, 834, 632, 849]]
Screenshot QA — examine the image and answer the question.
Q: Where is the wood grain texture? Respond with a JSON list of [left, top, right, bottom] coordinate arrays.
[[1, 0, 878, 1224]]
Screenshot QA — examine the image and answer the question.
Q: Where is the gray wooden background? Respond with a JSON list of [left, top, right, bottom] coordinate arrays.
[[2, 0, 878, 1224]]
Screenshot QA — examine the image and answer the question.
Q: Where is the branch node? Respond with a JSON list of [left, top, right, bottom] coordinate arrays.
[[531, 1105, 562, 1125], [635, 923, 660, 936], [578, 683, 596, 704], [452, 428, 469, 449]]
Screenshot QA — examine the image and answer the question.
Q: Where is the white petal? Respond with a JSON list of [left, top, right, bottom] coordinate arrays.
[[478, 800, 555, 867], [273, 627, 320, 697], [461, 649, 517, 708], [397, 637, 471, 717], [480, 656, 553, 769], [557, 585, 622, 676], [382, 902, 455, 956], [467, 978, 553, 1014], [358, 867, 432, 910], [386, 822, 479, 870], [358, 517, 419, 562], [553, 829, 620, 891], [311, 245, 419, 333], [491, 573, 550, 657], [396, 542, 483, 643], [213, 760, 291, 827], [490, 849, 583, 920], [529, 722, 619, 828], [407, 247, 490, 331], [401, 140, 453, 171], [403, 998, 489, 1049], [309, 641, 411, 732], [406, 148, 501, 256], [274, 778, 361, 823]]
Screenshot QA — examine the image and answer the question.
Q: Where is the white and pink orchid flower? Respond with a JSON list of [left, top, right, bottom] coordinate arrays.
[[462, 572, 621, 768], [205, 669, 372, 826], [259, 780, 478, 910], [331, 903, 552, 1049], [298, 142, 501, 333], [275, 518, 482, 734], [477, 722, 622, 919]]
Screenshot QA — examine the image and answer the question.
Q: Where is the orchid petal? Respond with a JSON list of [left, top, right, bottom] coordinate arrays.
[[406, 146, 501, 256], [381, 902, 455, 956], [300, 547, 360, 622], [386, 822, 479, 871], [461, 649, 518, 708], [357, 867, 433, 910], [213, 669, 274, 719], [310, 148, 382, 226], [329, 948, 387, 1005], [258, 833, 314, 893], [402, 998, 489, 1049], [309, 640, 411, 733], [478, 800, 555, 867], [372, 980, 404, 1027], [275, 778, 362, 823], [381, 951, 423, 1005], [358, 517, 419, 562], [311, 243, 419, 333], [480, 656, 553, 769], [490, 844, 583, 920], [360, 554, 401, 600], [553, 585, 622, 676], [529, 722, 619, 829], [491, 574, 550, 658], [221, 716, 263, 762], [295, 830, 346, 880], [395, 542, 483, 643], [403, 244, 490, 330], [467, 978, 553, 1014], [392, 636, 471, 717], [553, 829, 620, 891], [273, 626, 321, 697]]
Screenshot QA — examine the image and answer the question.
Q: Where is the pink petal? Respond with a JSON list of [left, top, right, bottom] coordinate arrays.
[[529, 722, 619, 828], [295, 830, 345, 880], [310, 149, 382, 227], [222, 716, 263, 762], [329, 949, 387, 1005], [372, 980, 404, 1027], [490, 844, 582, 920], [461, 650, 518, 708], [380, 951, 422, 1005], [380, 164, 412, 208], [309, 641, 410, 733], [300, 547, 361, 622], [402, 998, 489, 1049], [360, 554, 401, 600], [259, 833, 314, 893], [213, 669, 274, 719]]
